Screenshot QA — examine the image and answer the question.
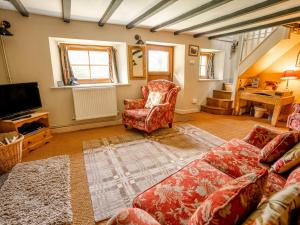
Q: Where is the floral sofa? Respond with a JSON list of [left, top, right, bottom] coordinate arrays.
[[122, 80, 181, 133], [108, 125, 300, 225], [287, 103, 300, 132]]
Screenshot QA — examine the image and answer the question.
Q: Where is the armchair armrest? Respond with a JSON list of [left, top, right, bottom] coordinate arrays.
[[145, 103, 171, 130], [124, 99, 145, 110]]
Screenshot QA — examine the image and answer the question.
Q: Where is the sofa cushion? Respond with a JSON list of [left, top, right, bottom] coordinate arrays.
[[242, 184, 300, 225], [243, 125, 279, 149], [123, 109, 150, 120], [285, 166, 300, 187], [188, 169, 268, 225], [201, 139, 265, 178], [259, 131, 299, 163], [132, 160, 233, 225], [272, 142, 300, 173]]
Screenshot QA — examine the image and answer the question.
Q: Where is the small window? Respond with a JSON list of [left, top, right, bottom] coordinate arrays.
[[59, 44, 113, 84], [199, 53, 209, 78], [147, 45, 173, 81]]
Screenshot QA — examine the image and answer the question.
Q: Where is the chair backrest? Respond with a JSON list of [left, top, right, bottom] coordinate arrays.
[[142, 79, 178, 102]]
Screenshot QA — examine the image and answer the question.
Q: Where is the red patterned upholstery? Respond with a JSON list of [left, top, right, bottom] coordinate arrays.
[[123, 80, 181, 133], [285, 166, 300, 187], [287, 103, 300, 131], [132, 160, 233, 225]]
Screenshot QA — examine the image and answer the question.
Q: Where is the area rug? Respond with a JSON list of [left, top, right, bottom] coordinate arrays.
[[83, 124, 225, 222], [0, 155, 72, 225]]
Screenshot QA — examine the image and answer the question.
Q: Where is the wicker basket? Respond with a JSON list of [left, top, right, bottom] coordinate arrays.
[[0, 135, 24, 174]]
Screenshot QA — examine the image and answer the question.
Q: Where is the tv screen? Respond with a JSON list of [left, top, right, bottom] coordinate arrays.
[[0, 82, 42, 119]]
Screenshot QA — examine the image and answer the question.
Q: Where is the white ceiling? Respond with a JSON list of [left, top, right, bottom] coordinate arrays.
[[0, 0, 299, 37]]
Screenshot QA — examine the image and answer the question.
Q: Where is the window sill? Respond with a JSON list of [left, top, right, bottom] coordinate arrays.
[[198, 79, 223, 82], [51, 83, 130, 89]]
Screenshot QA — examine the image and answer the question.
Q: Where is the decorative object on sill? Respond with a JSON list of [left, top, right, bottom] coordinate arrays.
[[57, 81, 64, 87], [264, 81, 279, 91], [68, 76, 78, 86], [0, 21, 13, 84], [128, 45, 146, 80], [134, 34, 144, 45], [188, 45, 199, 56], [207, 53, 215, 79], [296, 51, 300, 67], [281, 70, 297, 90]]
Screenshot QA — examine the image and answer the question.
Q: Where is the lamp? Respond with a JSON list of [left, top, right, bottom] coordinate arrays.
[[281, 70, 297, 90], [0, 20, 13, 83]]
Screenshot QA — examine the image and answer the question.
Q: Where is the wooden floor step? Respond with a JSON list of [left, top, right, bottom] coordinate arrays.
[[206, 97, 233, 109], [213, 90, 232, 99], [201, 105, 233, 115], [223, 83, 233, 91]]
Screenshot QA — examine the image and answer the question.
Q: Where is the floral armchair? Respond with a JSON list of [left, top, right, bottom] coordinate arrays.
[[122, 80, 181, 133], [287, 103, 300, 131]]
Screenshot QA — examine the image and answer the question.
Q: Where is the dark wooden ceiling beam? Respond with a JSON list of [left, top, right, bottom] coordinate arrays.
[[174, 0, 287, 35], [62, 0, 71, 23], [208, 16, 300, 39], [98, 0, 123, 27], [126, 0, 178, 29], [194, 6, 300, 38], [150, 0, 232, 32], [8, 0, 29, 17]]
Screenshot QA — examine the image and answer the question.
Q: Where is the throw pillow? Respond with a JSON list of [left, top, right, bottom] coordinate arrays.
[[285, 166, 300, 187], [259, 131, 299, 163], [243, 125, 279, 149], [145, 91, 163, 109], [188, 169, 268, 225], [242, 184, 300, 225], [272, 142, 300, 173]]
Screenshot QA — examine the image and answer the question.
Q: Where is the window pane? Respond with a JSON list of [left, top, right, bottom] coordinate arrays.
[[90, 66, 110, 79], [148, 50, 169, 72], [89, 51, 109, 65], [200, 66, 206, 76], [200, 55, 207, 66], [68, 50, 89, 65], [71, 66, 90, 79]]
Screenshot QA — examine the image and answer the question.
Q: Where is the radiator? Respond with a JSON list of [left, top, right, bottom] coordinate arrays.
[[72, 86, 117, 120]]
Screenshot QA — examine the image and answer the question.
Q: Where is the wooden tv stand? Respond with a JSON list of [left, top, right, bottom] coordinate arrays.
[[0, 112, 52, 155]]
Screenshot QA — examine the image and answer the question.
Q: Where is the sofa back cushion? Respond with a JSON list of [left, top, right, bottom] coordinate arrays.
[[188, 169, 267, 225], [242, 184, 300, 225], [272, 142, 300, 173], [259, 131, 299, 163], [243, 125, 279, 149]]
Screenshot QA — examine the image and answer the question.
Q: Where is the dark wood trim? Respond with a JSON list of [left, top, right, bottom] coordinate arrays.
[[8, 0, 29, 17], [98, 0, 123, 27], [126, 0, 177, 29], [174, 0, 286, 35], [208, 16, 300, 39], [194, 6, 300, 37], [62, 0, 71, 23], [150, 0, 232, 32]]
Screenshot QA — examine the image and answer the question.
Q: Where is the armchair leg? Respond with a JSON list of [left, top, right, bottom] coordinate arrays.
[[168, 123, 172, 128], [124, 124, 128, 128]]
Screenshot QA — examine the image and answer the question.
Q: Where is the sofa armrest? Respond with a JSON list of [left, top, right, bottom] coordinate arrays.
[[242, 125, 280, 149], [107, 208, 161, 225], [124, 99, 145, 110]]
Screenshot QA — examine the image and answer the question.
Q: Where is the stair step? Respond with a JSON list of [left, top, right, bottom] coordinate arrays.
[[207, 97, 233, 109], [201, 105, 233, 115], [223, 83, 233, 92], [213, 90, 232, 99]]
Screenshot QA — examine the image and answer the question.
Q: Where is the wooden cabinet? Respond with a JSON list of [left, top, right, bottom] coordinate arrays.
[[0, 112, 52, 155]]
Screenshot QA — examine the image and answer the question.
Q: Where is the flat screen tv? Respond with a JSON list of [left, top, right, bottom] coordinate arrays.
[[0, 82, 42, 119]]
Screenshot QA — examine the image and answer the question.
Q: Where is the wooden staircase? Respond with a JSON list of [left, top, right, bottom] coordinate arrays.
[[201, 83, 233, 115]]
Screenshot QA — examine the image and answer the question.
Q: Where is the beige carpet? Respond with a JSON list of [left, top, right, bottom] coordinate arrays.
[[0, 155, 72, 225], [83, 124, 224, 222]]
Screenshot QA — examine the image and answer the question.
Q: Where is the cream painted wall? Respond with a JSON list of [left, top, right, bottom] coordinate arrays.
[[0, 39, 8, 83], [0, 9, 227, 128]]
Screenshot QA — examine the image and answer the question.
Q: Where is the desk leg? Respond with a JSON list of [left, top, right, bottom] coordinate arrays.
[[271, 104, 282, 126]]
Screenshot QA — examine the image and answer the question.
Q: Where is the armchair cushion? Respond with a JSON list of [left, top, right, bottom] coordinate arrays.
[[123, 109, 151, 121], [145, 91, 165, 108], [188, 169, 268, 225]]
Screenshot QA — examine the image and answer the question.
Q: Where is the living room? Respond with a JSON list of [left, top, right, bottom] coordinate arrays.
[[0, 1, 300, 225]]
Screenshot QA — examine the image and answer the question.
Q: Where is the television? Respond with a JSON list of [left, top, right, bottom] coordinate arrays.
[[0, 82, 42, 119]]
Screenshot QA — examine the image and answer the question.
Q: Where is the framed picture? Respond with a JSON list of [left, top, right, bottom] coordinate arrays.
[[296, 51, 300, 67], [188, 45, 199, 56]]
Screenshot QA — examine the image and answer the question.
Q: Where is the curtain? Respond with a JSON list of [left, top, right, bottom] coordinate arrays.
[[59, 44, 74, 85], [206, 53, 215, 79], [110, 47, 119, 83]]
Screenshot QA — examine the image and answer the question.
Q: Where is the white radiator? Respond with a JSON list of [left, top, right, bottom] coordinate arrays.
[[72, 86, 117, 120]]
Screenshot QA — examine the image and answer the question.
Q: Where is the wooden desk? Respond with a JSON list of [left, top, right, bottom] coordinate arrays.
[[235, 89, 295, 126]]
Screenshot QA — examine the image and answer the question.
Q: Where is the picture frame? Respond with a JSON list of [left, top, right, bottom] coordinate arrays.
[[296, 51, 300, 67], [188, 45, 199, 56]]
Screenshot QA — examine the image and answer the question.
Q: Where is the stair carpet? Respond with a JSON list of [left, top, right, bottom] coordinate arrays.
[[201, 83, 233, 115]]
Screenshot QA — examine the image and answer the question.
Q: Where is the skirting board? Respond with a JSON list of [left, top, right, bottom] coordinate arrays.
[[51, 119, 122, 133], [175, 108, 200, 114]]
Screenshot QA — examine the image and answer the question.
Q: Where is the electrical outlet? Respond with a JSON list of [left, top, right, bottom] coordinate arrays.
[[192, 98, 198, 104]]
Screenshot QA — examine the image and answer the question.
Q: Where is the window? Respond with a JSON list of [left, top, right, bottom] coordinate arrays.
[[199, 53, 209, 78], [59, 44, 113, 84], [146, 45, 173, 81]]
